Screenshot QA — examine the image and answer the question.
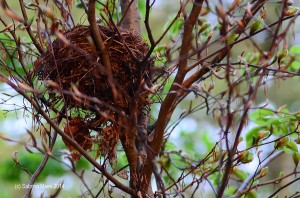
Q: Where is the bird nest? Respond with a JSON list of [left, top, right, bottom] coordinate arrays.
[[34, 25, 151, 110], [34, 25, 152, 160]]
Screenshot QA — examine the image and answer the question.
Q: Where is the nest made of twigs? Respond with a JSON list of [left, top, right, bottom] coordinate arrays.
[[34, 25, 151, 109]]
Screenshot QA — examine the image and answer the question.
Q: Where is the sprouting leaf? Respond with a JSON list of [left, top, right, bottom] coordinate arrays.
[[277, 48, 288, 66], [246, 127, 260, 147], [238, 151, 253, 164], [293, 152, 300, 167], [227, 33, 239, 44], [200, 7, 210, 16], [285, 6, 299, 16], [225, 186, 237, 196], [164, 17, 184, 37], [275, 171, 285, 184], [295, 136, 300, 144], [198, 22, 211, 34], [250, 18, 264, 35], [258, 167, 268, 178], [287, 140, 298, 152], [257, 131, 270, 142], [274, 136, 289, 149], [25, 16, 35, 26], [232, 167, 249, 181]]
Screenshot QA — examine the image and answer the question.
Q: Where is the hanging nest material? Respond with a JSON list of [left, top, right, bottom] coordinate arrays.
[[34, 25, 151, 109]]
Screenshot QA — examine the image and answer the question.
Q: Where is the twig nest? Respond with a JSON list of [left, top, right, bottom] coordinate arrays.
[[34, 25, 151, 109]]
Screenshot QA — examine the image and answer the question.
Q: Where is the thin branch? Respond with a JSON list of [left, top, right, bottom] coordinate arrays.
[[24, 131, 58, 197], [268, 176, 300, 198], [142, 0, 204, 191], [88, 0, 119, 102], [0, 75, 136, 196], [233, 151, 284, 198], [144, 0, 155, 46], [19, 0, 44, 54], [182, 6, 297, 90]]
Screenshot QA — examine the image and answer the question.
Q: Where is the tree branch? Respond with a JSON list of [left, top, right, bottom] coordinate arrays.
[[0, 75, 136, 196], [232, 151, 284, 198], [142, 0, 204, 192], [87, 0, 119, 101]]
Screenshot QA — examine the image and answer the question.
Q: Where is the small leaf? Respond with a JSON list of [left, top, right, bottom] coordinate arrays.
[[295, 137, 300, 144], [227, 33, 239, 44], [250, 18, 264, 35], [238, 151, 253, 164], [293, 152, 300, 167], [165, 17, 184, 37], [277, 48, 288, 66], [246, 127, 260, 147], [233, 167, 249, 181], [258, 167, 268, 178], [225, 186, 237, 196], [198, 22, 211, 34], [257, 131, 270, 142], [200, 7, 210, 16], [285, 6, 299, 16], [287, 140, 298, 152], [274, 136, 289, 149]]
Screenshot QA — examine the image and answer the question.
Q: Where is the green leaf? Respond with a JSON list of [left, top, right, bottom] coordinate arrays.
[[245, 190, 258, 198], [276, 171, 285, 184], [246, 127, 260, 147], [250, 18, 264, 35], [138, 0, 146, 16], [250, 109, 274, 120], [233, 167, 249, 181], [225, 186, 237, 196], [258, 167, 268, 178], [287, 140, 298, 152], [165, 141, 177, 151], [238, 151, 253, 164], [293, 152, 300, 167], [164, 17, 184, 37], [227, 33, 239, 44], [290, 45, 300, 55]]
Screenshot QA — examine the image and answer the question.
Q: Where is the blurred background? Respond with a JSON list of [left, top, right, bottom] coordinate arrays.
[[1, 0, 300, 197]]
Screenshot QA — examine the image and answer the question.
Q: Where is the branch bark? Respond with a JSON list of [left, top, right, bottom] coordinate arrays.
[[141, 0, 204, 192], [120, 0, 140, 32], [88, 0, 119, 100], [119, 0, 144, 196]]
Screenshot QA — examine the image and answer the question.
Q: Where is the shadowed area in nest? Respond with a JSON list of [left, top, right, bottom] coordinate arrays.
[[34, 25, 151, 109], [34, 25, 152, 161]]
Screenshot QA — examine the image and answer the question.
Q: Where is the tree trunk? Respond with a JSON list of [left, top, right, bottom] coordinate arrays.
[[119, 0, 152, 197], [120, 0, 141, 32]]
